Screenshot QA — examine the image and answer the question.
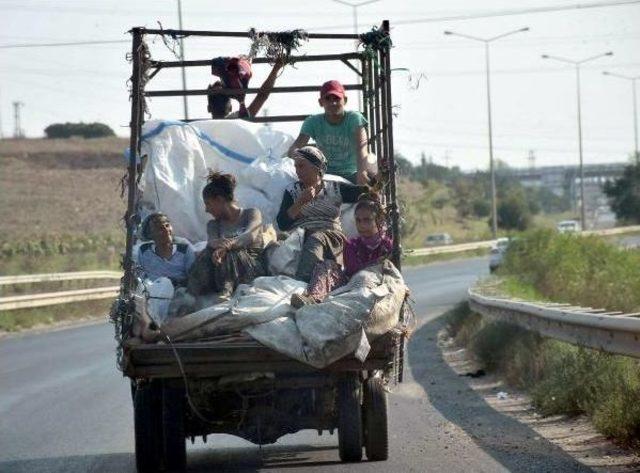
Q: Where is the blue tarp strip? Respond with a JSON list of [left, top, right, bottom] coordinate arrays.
[[124, 120, 256, 165]]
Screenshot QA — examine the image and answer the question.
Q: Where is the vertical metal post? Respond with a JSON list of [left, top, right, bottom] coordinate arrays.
[[361, 56, 371, 153], [372, 56, 383, 165], [379, 48, 389, 177], [366, 57, 376, 154], [177, 0, 189, 120], [576, 65, 586, 228], [124, 28, 144, 294], [382, 20, 400, 270], [485, 42, 497, 238], [633, 79, 639, 164], [352, 6, 362, 111]]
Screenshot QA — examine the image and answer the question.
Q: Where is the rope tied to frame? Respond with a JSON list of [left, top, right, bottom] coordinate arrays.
[[154, 21, 188, 59], [247, 28, 309, 64], [359, 27, 392, 60]]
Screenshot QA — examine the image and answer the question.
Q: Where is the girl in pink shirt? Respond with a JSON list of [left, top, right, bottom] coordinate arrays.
[[291, 198, 392, 308]]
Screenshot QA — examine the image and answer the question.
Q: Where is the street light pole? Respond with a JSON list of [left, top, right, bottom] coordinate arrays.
[[485, 42, 498, 236], [542, 52, 613, 229], [330, 0, 381, 111], [444, 27, 529, 238], [576, 64, 585, 229], [603, 71, 640, 164], [177, 0, 189, 120]]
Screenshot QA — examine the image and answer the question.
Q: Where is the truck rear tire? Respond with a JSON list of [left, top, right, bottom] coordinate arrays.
[[338, 373, 363, 462], [134, 382, 162, 473], [162, 385, 187, 472], [364, 377, 389, 461]]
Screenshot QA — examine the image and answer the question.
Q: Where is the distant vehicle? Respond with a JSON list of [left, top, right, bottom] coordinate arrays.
[[489, 237, 511, 273], [424, 233, 454, 247], [557, 220, 581, 234]]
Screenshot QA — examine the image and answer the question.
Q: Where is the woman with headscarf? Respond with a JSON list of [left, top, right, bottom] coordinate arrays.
[[276, 145, 369, 283]]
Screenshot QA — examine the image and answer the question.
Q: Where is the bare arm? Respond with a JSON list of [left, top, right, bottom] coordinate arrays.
[[287, 133, 311, 158], [228, 209, 263, 249], [355, 126, 370, 185], [247, 58, 284, 118]]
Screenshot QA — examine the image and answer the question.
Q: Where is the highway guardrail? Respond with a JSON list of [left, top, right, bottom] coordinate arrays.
[[405, 225, 640, 258], [2, 225, 639, 311], [468, 289, 640, 359], [0, 271, 122, 286]]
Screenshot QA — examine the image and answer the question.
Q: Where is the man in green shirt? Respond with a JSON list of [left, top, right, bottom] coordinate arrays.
[[287, 80, 372, 184]]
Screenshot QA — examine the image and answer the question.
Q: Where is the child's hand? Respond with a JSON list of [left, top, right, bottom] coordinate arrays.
[[211, 247, 227, 264]]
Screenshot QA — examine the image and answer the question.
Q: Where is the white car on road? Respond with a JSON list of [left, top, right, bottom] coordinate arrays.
[[489, 237, 511, 273], [557, 220, 581, 234]]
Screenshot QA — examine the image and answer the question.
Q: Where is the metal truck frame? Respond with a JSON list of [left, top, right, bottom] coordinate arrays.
[[112, 21, 406, 472]]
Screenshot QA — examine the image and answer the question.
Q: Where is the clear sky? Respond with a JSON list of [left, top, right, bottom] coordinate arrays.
[[1, 0, 639, 170]]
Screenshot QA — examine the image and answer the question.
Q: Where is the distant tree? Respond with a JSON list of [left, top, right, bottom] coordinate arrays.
[[495, 191, 532, 231], [604, 163, 640, 224], [395, 153, 414, 177], [525, 187, 570, 214], [44, 122, 115, 139], [472, 198, 491, 218]]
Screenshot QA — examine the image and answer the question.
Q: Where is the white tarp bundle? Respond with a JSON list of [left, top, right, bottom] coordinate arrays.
[[136, 119, 358, 243], [160, 261, 406, 368], [137, 119, 297, 243]]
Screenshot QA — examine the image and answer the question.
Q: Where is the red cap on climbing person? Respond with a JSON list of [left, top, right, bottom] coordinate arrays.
[[320, 80, 345, 99]]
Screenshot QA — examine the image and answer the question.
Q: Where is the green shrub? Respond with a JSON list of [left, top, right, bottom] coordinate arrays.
[[503, 229, 640, 312], [44, 122, 115, 139]]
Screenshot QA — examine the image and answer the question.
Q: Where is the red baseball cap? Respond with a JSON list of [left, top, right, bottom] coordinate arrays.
[[320, 80, 345, 99]]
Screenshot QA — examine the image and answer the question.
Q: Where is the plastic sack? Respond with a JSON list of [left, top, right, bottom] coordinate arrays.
[[137, 277, 175, 326], [266, 228, 304, 277]]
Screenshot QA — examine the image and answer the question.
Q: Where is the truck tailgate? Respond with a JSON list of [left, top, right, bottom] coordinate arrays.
[[124, 334, 397, 379]]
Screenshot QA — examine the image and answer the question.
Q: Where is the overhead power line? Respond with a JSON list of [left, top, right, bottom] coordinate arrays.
[[0, 39, 128, 49], [309, 0, 640, 30], [394, 0, 640, 25], [2, 1, 638, 49]]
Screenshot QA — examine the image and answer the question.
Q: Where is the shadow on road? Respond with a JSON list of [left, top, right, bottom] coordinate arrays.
[[0, 453, 134, 473], [409, 315, 592, 473], [0, 444, 340, 473], [188, 443, 338, 472]]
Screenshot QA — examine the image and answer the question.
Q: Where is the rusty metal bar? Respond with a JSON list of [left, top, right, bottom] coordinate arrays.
[[341, 58, 362, 77], [139, 27, 359, 40], [124, 28, 144, 295], [145, 84, 363, 97], [150, 52, 362, 69]]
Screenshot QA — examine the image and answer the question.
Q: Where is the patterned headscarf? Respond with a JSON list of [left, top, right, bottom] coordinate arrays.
[[293, 146, 328, 174]]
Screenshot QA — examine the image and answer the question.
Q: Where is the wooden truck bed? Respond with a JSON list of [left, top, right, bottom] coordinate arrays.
[[124, 332, 399, 379]]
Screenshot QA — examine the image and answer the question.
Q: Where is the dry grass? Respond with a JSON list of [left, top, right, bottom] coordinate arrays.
[[397, 178, 493, 248], [446, 304, 640, 449], [0, 138, 127, 240], [0, 136, 128, 156]]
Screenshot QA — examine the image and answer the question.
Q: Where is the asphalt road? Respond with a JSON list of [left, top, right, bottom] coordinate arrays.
[[0, 256, 590, 472]]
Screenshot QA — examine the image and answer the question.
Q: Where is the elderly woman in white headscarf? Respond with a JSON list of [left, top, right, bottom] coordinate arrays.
[[276, 146, 369, 283]]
